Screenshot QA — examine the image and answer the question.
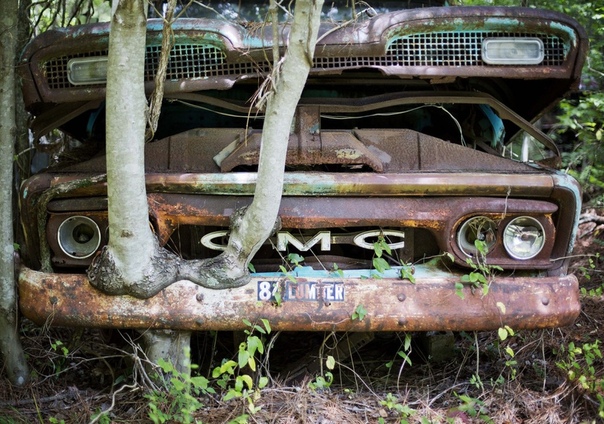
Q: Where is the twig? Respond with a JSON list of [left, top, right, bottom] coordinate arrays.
[[88, 382, 139, 424]]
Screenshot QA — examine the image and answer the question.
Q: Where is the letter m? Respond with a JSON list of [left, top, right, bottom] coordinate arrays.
[[276, 231, 331, 252]]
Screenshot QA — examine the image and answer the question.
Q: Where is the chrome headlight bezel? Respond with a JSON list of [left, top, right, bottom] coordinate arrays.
[[57, 215, 102, 259], [457, 216, 498, 257], [502, 216, 546, 260]]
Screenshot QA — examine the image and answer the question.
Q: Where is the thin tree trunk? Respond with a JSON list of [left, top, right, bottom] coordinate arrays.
[[87, 0, 190, 372], [179, 0, 325, 287], [0, 0, 29, 386], [87, 0, 180, 298]]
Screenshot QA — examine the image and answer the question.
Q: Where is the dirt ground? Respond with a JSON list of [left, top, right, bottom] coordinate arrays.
[[1, 209, 603, 424]]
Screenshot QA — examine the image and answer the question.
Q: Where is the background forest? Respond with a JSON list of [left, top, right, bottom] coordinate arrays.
[[1, 0, 604, 423]]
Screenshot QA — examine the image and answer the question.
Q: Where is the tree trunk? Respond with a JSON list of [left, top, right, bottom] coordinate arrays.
[[86, 0, 189, 371], [87, 0, 180, 298], [0, 0, 29, 386], [178, 0, 325, 288]]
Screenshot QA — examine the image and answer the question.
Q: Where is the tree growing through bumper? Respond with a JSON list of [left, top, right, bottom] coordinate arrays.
[[87, 0, 324, 296]]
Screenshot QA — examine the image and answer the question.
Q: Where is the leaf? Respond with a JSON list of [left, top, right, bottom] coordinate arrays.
[[287, 253, 304, 265], [498, 327, 508, 341], [191, 376, 210, 390], [404, 333, 412, 351], [496, 302, 506, 314], [224, 388, 241, 401], [326, 355, 336, 370], [247, 335, 261, 356], [239, 374, 254, 390], [261, 318, 271, 334], [258, 376, 269, 389], [352, 304, 367, 321], [373, 257, 391, 273], [248, 355, 257, 372], [157, 358, 174, 374], [397, 350, 412, 366], [238, 346, 250, 369]]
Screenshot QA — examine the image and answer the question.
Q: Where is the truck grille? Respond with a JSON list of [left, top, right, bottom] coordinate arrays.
[[388, 32, 565, 67], [44, 31, 566, 89]]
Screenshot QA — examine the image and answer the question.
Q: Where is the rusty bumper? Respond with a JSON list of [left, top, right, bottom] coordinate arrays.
[[18, 266, 579, 332]]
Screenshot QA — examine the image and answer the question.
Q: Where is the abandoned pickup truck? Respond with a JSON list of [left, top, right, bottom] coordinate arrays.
[[17, 2, 587, 333]]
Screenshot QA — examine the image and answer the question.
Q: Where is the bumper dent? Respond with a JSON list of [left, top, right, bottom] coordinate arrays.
[[18, 266, 579, 332]]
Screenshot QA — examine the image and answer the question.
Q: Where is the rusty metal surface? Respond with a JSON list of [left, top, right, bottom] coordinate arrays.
[[19, 7, 587, 123], [18, 265, 580, 331]]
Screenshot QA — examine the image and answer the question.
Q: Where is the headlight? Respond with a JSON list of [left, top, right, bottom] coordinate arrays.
[[57, 216, 101, 259], [482, 38, 544, 65], [457, 216, 497, 257], [67, 57, 108, 85], [503, 216, 545, 260]]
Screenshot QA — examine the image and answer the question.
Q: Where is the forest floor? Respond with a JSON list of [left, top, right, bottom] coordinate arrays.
[[0, 209, 603, 424]]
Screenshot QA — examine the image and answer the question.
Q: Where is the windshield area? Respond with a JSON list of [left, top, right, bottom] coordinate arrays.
[[151, 0, 449, 22]]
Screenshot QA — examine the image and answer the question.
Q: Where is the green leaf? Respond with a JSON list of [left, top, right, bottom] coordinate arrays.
[[157, 358, 174, 374], [287, 253, 304, 265], [261, 318, 271, 334], [247, 355, 257, 372], [498, 327, 508, 341], [397, 350, 412, 366], [239, 374, 254, 390], [326, 355, 336, 370], [404, 333, 412, 351], [258, 376, 269, 389], [373, 257, 391, 273], [238, 346, 250, 369], [224, 388, 242, 401], [352, 304, 367, 321]]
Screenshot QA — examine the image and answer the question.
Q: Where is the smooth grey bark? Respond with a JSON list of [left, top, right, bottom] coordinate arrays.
[[178, 0, 325, 287], [141, 330, 191, 375], [0, 0, 29, 386], [87, 0, 180, 297], [90, 0, 324, 298], [87, 0, 190, 372]]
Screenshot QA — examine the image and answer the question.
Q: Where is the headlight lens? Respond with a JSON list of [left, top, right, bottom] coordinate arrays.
[[503, 216, 545, 260], [482, 38, 544, 65], [67, 57, 108, 85], [457, 216, 497, 257], [57, 216, 101, 259]]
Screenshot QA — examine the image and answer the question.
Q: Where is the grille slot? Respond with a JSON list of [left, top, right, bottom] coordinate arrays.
[[43, 31, 567, 89]]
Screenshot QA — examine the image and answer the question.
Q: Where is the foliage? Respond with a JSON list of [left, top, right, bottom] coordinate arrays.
[[453, 392, 493, 423], [378, 393, 416, 424], [462, 0, 604, 205], [145, 355, 213, 424], [456, 240, 502, 299], [351, 304, 367, 321], [211, 319, 271, 417], [308, 355, 335, 391], [558, 93, 604, 205], [556, 340, 604, 418], [372, 234, 392, 274], [29, 0, 112, 35]]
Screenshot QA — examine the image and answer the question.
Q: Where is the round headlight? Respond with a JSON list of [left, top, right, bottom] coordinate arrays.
[[457, 216, 497, 257], [57, 216, 101, 259], [503, 216, 545, 260]]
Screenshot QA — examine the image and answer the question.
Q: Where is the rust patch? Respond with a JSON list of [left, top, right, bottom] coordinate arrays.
[[18, 266, 580, 332]]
